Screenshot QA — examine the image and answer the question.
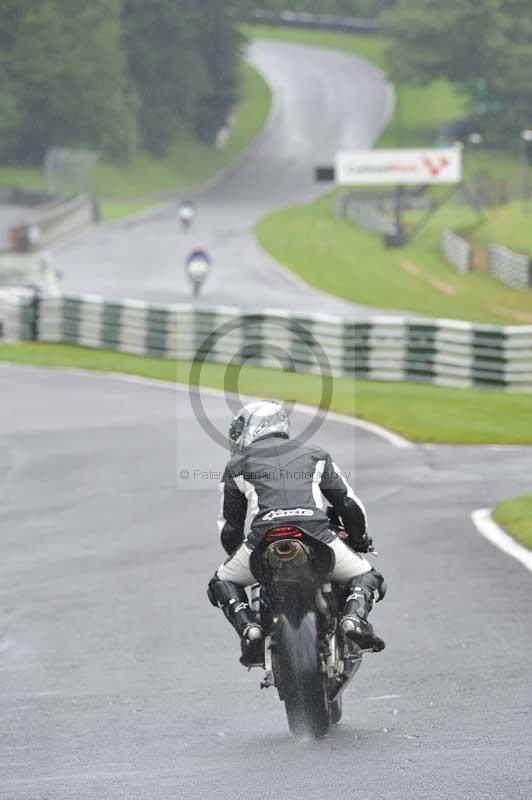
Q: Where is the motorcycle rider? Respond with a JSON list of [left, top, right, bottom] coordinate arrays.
[[178, 199, 195, 228], [207, 401, 386, 665]]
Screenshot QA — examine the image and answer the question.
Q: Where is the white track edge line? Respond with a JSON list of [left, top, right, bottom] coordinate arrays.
[[471, 508, 532, 573], [112, 374, 412, 448], [1, 362, 412, 449]]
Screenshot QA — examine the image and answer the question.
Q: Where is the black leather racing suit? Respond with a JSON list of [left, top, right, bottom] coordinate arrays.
[[217, 435, 368, 554]]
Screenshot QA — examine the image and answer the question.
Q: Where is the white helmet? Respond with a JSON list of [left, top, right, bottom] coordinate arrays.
[[228, 400, 290, 452]]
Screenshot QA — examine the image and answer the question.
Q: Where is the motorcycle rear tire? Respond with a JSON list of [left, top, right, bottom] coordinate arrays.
[[276, 611, 330, 738]]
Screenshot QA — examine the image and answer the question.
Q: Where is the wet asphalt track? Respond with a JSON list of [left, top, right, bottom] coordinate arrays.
[[1, 365, 532, 799], [56, 40, 394, 313], [2, 37, 532, 800]]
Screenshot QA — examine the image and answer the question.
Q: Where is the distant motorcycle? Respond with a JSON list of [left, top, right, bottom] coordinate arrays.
[[185, 247, 211, 298], [246, 513, 377, 738], [178, 200, 195, 231]]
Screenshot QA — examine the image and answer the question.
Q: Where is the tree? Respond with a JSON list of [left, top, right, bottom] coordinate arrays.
[[122, 0, 242, 155], [122, 0, 206, 155], [193, 2, 242, 143], [488, 0, 532, 140], [0, 0, 36, 161], [385, 0, 532, 147], [0, 0, 138, 163]]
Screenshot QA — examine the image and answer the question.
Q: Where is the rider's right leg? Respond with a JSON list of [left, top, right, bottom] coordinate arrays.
[[340, 570, 387, 652]]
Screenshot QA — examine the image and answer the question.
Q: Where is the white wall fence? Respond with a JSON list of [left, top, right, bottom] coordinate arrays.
[[488, 244, 531, 290], [1, 293, 531, 392], [338, 191, 433, 237], [440, 231, 531, 290], [337, 195, 396, 236], [441, 229, 472, 274]]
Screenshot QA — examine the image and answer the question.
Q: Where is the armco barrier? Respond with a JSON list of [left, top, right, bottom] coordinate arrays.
[[38, 194, 95, 247], [9, 194, 95, 252], [488, 244, 531, 290], [1, 294, 526, 391], [441, 229, 472, 274]]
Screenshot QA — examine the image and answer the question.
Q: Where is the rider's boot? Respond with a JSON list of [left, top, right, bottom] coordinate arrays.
[[208, 577, 263, 666], [340, 569, 386, 653]]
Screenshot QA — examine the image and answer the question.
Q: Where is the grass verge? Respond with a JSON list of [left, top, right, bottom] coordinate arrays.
[[458, 200, 532, 257], [99, 200, 158, 223], [493, 495, 532, 550], [244, 24, 523, 185], [0, 62, 271, 219], [249, 25, 530, 317], [256, 191, 532, 324], [1, 342, 531, 444]]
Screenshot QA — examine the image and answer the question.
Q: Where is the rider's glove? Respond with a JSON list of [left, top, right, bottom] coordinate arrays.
[[326, 506, 343, 527], [352, 534, 374, 554]]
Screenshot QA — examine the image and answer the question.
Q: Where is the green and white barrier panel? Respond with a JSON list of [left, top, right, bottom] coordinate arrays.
[[0, 289, 37, 341], [39, 295, 177, 356], [2, 293, 532, 391]]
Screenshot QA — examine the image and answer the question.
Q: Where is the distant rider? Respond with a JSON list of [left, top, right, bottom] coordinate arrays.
[[178, 199, 195, 228], [207, 401, 386, 664]]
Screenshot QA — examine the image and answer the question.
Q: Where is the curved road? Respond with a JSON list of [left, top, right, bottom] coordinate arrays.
[[1, 364, 532, 798], [3, 36, 531, 800], [56, 40, 393, 312]]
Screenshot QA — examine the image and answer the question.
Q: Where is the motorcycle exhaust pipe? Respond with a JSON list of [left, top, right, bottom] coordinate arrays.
[[267, 539, 306, 566]]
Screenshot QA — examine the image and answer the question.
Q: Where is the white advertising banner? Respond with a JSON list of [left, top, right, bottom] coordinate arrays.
[[335, 148, 462, 186]]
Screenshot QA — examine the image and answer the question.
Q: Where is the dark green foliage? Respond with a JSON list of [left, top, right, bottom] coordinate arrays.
[[193, 3, 242, 143], [122, 1, 205, 155], [0, 0, 138, 163], [122, 1, 241, 153], [0, 0, 243, 164], [386, 0, 532, 148]]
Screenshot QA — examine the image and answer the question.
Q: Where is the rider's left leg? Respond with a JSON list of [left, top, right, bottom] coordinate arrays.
[[207, 564, 264, 667]]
